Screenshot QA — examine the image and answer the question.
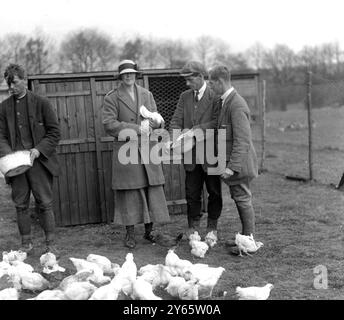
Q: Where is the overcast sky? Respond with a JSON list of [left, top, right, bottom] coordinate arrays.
[[0, 0, 343, 52]]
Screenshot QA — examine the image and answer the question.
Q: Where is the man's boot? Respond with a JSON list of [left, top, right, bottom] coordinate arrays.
[[38, 209, 60, 258], [236, 205, 255, 236], [17, 209, 34, 254], [206, 218, 218, 232], [125, 225, 136, 249], [143, 222, 156, 243]]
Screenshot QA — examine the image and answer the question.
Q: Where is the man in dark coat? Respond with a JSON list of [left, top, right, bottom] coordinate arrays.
[[169, 61, 222, 240], [0, 64, 60, 255], [208, 64, 260, 255]]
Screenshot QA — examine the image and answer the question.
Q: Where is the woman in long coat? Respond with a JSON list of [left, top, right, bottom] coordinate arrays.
[[102, 60, 170, 248]]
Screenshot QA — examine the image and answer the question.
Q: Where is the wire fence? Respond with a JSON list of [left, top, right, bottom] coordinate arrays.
[[254, 73, 344, 186]]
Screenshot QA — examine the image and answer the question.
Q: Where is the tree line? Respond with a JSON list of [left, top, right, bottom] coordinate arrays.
[[1, 28, 344, 110]]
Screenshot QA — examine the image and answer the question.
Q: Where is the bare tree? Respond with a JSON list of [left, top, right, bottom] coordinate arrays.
[[59, 28, 118, 72], [158, 39, 191, 68], [245, 42, 267, 70], [0, 33, 27, 70]]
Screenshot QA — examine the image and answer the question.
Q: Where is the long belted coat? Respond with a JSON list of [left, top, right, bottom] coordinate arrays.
[[169, 84, 219, 172], [0, 91, 60, 181], [218, 89, 258, 185], [102, 83, 165, 190]]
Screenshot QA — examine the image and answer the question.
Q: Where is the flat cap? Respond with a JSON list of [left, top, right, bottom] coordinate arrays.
[[180, 61, 208, 78]]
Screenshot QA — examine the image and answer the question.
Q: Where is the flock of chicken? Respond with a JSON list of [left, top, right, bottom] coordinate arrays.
[[0, 232, 273, 300]]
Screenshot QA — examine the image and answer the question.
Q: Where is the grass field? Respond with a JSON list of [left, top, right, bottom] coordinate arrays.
[[0, 106, 344, 300]]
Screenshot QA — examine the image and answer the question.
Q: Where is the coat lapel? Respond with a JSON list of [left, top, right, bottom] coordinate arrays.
[[5, 96, 16, 149], [26, 91, 35, 137], [218, 89, 237, 126], [193, 86, 211, 122], [117, 83, 138, 117]]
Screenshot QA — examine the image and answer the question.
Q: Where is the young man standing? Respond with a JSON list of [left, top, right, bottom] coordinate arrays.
[[0, 64, 60, 256]]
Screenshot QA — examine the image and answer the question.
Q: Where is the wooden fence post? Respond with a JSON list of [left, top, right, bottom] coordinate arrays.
[[306, 71, 313, 180], [260, 80, 266, 172]]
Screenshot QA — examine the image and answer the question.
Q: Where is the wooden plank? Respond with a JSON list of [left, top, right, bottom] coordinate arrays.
[[102, 150, 114, 222], [66, 153, 79, 225], [90, 77, 107, 222], [85, 151, 100, 223], [59, 138, 95, 145], [65, 82, 78, 153], [55, 82, 69, 141], [52, 177, 61, 227], [57, 153, 71, 226], [45, 91, 91, 97], [75, 152, 88, 224], [74, 82, 88, 152]]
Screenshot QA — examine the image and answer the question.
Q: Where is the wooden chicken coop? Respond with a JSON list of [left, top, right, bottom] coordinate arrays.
[[28, 69, 260, 227]]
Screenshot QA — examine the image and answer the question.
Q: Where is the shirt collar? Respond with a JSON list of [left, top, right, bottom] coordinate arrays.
[[221, 87, 234, 106], [195, 81, 206, 101]]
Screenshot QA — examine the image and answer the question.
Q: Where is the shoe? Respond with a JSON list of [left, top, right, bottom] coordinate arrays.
[[45, 244, 60, 259], [19, 242, 34, 255], [143, 233, 156, 244], [125, 233, 136, 249]]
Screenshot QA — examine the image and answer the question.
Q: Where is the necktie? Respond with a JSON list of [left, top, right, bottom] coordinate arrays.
[[194, 90, 199, 102]]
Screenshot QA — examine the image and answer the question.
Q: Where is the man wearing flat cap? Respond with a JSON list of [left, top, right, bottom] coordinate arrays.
[[169, 60, 222, 241]]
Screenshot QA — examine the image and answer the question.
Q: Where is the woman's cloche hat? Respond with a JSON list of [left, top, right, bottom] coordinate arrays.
[[118, 59, 139, 75]]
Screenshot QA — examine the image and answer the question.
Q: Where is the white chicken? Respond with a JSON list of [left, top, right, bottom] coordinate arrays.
[[165, 276, 186, 297], [235, 233, 264, 256], [21, 271, 50, 292], [188, 231, 201, 244], [184, 265, 225, 299], [205, 231, 218, 248], [86, 254, 114, 275], [0, 288, 19, 300], [88, 282, 121, 300], [140, 105, 164, 126], [165, 249, 180, 276], [131, 276, 162, 300], [59, 269, 94, 291], [235, 283, 274, 300], [177, 279, 199, 300], [114, 253, 137, 296], [32, 289, 66, 300], [10, 260, 34, 273], [2, 250, 27, 263], [40, 252, 66, 274], [69, 257, 110, 286], [64, 281, 97, 300], [190, 240, 209, 258]]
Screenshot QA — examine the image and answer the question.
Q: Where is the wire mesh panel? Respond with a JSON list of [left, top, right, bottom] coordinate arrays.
[[147, 75, 188, 130]]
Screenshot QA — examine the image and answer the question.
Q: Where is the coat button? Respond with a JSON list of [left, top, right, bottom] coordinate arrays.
[[130, 118, 134, 121]]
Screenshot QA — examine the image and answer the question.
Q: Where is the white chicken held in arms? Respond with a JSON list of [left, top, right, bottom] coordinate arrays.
[[236, 283, 274, 300], [235, 233, 263, 256]]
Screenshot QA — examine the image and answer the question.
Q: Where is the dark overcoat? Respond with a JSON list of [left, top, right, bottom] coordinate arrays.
[[218, 89, 258, 185], [0, 90, 60, 180], [102, 83, 165, 190], [169, 84, 219, 171]]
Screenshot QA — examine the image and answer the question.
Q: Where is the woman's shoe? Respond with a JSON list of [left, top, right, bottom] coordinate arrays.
[[125, 225, 136, 248]]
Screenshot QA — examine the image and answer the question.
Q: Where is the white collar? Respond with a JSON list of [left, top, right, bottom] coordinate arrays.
[[221, 87, 234, 106], [195, 81, 207, 100]]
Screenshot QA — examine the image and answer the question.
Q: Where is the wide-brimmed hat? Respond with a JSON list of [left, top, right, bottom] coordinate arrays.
[[180, 61, 208, 78], [118, 59, 139, 75]]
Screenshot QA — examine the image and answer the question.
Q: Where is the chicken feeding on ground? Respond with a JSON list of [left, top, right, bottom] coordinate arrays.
[[40, 253, 65, 274], [2, 250, 27, 263], [59, 269, 94, 291], [88, 281, 122, 300], [190, 240, 209, 258], [188, 231, 201, 245], [183, 265, 225, 299], [177, 279, 199, 300], [204, 231, 218, 248], [235, 283, 274, 300], [69, 257, 110, 286], [86, 254, 114, 275], [235, 233, 264, 256], [31, 289, 66, 300], [165, 248, 193, 276], [20, 271, 50, 292], [165, 276, 186, 298], [131, 276, 162, 300], [0, 287, 19, 300], [64, 281, 97, 300]]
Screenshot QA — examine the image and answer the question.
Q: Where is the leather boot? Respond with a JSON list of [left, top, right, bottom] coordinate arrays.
[[143, 222, 156, 243], [236, 204, 255, 236], [38, 209, 56, 244], [17, 209, 33, 254], [125, 225, 136, 249], [206, 218, 218, 232]]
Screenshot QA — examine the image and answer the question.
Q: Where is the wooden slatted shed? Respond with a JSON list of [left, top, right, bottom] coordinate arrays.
[[28, 69, 260, 226]]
